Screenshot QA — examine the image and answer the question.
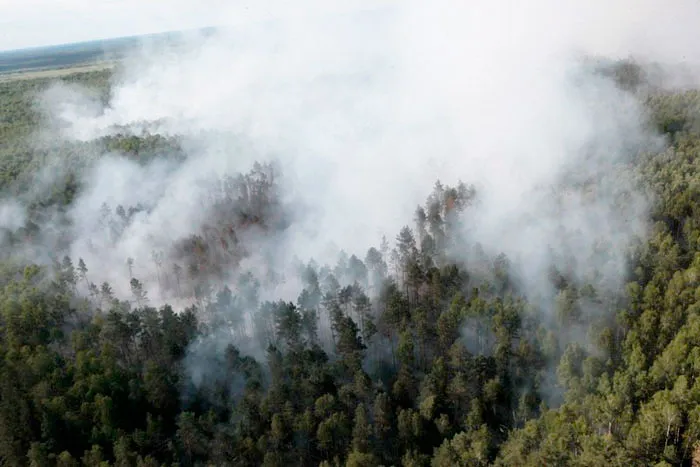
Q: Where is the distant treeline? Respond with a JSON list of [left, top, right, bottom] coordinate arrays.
[[0, 27, 220, 74]]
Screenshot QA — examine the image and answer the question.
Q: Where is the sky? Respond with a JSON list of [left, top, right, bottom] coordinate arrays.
[[0, 0, 229, 51], [3, 0, 699, 56], [0, 0, 395, 52]]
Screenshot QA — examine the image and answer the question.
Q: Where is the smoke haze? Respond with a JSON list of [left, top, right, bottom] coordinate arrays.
[[6, 0, 700, 360]]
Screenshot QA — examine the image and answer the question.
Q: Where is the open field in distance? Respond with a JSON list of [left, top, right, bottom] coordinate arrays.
[[0, 61, 117, 83]]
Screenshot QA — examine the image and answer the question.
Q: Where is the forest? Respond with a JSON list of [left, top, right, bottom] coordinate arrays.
[[2, 57, 700, 467]]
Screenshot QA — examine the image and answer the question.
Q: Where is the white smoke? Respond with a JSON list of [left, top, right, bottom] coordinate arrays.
[[24, 0, 700, 313], [0, 200, 27, 232]]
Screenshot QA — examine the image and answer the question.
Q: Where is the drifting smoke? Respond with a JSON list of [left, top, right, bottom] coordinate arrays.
[[4, 0, 700, 387], [0, 201, 27, 235]]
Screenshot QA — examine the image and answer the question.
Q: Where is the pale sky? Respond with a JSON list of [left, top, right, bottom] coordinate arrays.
[[0, 0, 397, 52], [0, 0, 231, 51]]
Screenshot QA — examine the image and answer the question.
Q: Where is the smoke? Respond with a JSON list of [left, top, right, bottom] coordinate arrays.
[[0, 200, 27, 232], [7, 0, 700, 387]]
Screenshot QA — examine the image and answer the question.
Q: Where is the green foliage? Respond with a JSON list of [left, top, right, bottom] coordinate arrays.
[[2, 63, 700, 466]]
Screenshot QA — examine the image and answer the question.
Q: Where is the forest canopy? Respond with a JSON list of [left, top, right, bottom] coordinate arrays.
[[2, 42, 700, 467]]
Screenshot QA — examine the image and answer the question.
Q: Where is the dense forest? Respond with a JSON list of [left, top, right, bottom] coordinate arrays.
[[2, 59, 700, 467]]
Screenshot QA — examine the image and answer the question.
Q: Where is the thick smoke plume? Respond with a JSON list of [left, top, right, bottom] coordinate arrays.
[[6, 0, 700, 377]]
